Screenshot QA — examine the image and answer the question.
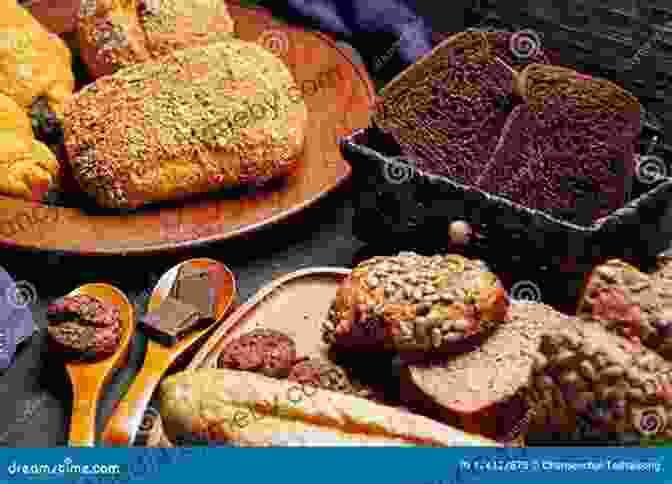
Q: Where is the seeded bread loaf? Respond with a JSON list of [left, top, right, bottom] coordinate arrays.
[[476, 64, 641, 224], [63, 40, 307, 209], [577, 258, 672, 360], [523, 320, 672, 440], [322, 252, 509, 352], [158, 368, 498, 446], [76, 0, 234, 78], [399, 301, 572, 440]]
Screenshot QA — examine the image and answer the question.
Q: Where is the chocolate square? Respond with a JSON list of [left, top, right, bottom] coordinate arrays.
[[171, 265, 215, 320], [140, 297, 203, 346]]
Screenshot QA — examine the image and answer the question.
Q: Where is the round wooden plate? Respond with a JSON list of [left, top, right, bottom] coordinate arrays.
[[1, 2, 374, 254]]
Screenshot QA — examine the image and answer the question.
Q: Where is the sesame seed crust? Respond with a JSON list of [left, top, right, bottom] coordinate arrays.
[[63, 39, 307, 209]]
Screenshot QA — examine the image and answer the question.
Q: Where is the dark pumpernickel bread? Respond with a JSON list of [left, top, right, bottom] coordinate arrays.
[[218, 329, 297, 378], [399, 301, 572, 440], [322, 252, 509, 353], [577, 258, 672, 360], [476, 64, 641, 225], [524, 320, 672, 441], [372, 31, 518, 186]]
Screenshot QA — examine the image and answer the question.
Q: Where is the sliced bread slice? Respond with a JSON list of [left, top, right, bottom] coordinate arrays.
[[399, 301, 573, 440], [476, 64, 642, 225], [372, 30, 518, 186]]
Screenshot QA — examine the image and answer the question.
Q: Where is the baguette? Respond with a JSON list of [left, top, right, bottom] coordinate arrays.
[[158, 368, 498, 446], [64, 39, 307, 208]]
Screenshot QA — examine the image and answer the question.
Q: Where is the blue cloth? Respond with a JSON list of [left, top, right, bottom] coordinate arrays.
[[0, 266, 37, 371], [260, 0, 436, 76]]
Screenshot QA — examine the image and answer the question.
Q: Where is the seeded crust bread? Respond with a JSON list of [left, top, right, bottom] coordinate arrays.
[[399, 301, 573, 440], [158, 368, 498, 446], [63, 40, 307, 209], [577, 258, 672, 360], [76, 0, 235, 78], [322, 253, 509, 352], [477, 64, 641, 224], [523, 320, 672, 440], [0, 93, 59, 200]]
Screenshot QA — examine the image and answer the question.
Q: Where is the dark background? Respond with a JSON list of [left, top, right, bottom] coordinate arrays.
[[2, 0, 672, 446]]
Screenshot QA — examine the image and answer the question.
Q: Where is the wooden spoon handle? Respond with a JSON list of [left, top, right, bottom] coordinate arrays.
[[102, 357, 171, 446], [68, 381, 102, 447]]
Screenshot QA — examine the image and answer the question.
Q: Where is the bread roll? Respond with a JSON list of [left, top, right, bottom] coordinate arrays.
[[64, 39, 307, 208], [158, 368, 498, 446], [76, 0, 235, 78], [323, 252, 509, 352]]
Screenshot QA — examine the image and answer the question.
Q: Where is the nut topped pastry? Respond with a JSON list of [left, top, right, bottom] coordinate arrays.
[[76, 0, 235, 78], [64, 39, 307, 208], [322, 252, 509, 352], [524, 320, 672, 441], [578, 258, 672, 360]]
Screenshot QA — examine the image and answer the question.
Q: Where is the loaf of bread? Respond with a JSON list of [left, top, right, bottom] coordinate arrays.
[[476, 64, 641, 224], [0, 92, 59, 200], [158, 368, 498, 446], [399, 301, 573, 440], [322, 252, 509, 352], [63, 39, 307, 208], [372, 31, 520, 187], [523, 320, 672, 441], [76, 0, 235, 78], [577, 258, 672, 360]]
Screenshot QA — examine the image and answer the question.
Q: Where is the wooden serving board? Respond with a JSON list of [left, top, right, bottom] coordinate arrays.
[[143, 267, 406, 446], [1, 2, 374, 254]]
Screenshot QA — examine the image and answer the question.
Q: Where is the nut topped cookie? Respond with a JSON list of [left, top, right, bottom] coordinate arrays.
[[322, 252, 509, 352], [578, 258, 672, 359]]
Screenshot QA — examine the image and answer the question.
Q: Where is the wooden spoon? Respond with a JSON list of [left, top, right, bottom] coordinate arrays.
[[64, 283, 135, 447], [102, 258, 236, 446]]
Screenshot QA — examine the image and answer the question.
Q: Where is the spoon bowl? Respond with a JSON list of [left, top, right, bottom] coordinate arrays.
[[64, 283, 135, 447], [102, 258, 236, 446]]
